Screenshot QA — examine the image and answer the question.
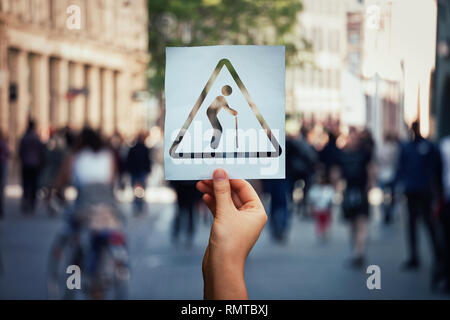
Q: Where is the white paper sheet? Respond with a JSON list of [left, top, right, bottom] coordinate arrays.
[[164, 45, 285, 180]]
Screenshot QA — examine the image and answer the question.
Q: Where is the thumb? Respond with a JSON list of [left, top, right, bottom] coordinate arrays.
[[212, 169, 234, 212]]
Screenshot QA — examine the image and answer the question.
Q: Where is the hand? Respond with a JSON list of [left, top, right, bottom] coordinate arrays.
[[196, 169, 267, 300], [231, 110, 238, 116]]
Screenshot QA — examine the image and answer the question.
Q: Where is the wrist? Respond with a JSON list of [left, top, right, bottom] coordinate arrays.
[[208, 245, 246, 272], [203, 255, 247, 300]]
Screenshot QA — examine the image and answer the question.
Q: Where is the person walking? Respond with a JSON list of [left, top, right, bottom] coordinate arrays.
[[18, 120, 45, 214], [336, 127, 375, 268], [319, 129, 340, 178], [263, 178, 289, 243], [171, 180, 201, 247], [109, 132, 128, 191], [439, 134, 450, 292], [376, 133, 400, 224], [286, 127, 317, 216], [307, 167, 335, 241], [395, 121, 442, 274], [126, 133, 152, 212], [40, 129, 68, 215], [0, 131, 10, 218]]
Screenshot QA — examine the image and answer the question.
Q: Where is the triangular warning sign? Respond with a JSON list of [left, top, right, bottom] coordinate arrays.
[[169, 58, 282, 159]]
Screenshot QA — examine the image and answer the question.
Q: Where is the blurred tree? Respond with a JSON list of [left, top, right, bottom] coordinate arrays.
[[148, 0, 309, 108]]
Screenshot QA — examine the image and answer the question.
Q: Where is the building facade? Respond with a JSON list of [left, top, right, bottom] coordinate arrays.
[[286, 0, 348, 121], [357, 0, 403, 145], [360, 0, 437, 142], [434, 0, 450, 140], [0, 0, 150, 146], [287, 0, 437, 146]]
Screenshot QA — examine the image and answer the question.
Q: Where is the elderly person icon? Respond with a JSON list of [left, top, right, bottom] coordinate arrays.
[[206, 85, 238, 149]]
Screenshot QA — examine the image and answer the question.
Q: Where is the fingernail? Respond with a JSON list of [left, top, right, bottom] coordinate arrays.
[[213, 169, 227, 181]]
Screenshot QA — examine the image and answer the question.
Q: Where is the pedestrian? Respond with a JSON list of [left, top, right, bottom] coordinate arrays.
[[40, 129, 67, 215], [62, 125, 75, 150], [319, 129, 340, 178], [126, 132, 152, 213], [171, 180, 201, 247], [110, 132, 127, 191], [307, 167, 335, 241], [360, 128, 376, 160], [336, 127, 375, 268], [285, 127, 317, 216], [376, 133, 400, 224], [439, 134, 450, 293], [18, 120, 45, 214], [52, 127, 126, 299], [263, 178, 289, 243], [395, 121, 443, 278], [54, 127, 119, 226], [0, 131, 10, 218]]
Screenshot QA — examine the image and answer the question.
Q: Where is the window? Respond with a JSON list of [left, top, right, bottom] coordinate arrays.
[[298, 68, 305, 85], [305, 67, 313, 86], [318, 70, 323, 88], [335, 70, 341, 89], [313, 28, 323, 51], [349, 53, 360, 74], [349, 31, 360, 46], [49, 0, 56, 28], [0, 0, 10, 12], [335, 31, 340, 52], [327, 69, 333, 88]]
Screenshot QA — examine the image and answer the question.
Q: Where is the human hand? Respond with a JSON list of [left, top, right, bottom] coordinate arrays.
[[232, 110, 238, 116], [196, 169, 267, 300]]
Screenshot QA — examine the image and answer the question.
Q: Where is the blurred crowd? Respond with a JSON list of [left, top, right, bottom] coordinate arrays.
[[281, 118, 450, 295], [0, 121, 158, 218], [1, 115, 450, 295]]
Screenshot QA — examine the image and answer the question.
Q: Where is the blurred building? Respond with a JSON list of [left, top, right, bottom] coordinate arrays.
[[360, 0, 437, 143], [434, 0, 450, 140], [0, 0, 150, 145], [287, 0, 438, 146], [286, 0, 347, 122], [355, 0, 403, 144], [341, 4, 366, 128], [346, 10, 364, 76]]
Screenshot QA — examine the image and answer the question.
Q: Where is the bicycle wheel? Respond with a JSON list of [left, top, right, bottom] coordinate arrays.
[[46, 234, 82, 300], [90, 244, 130, 300]]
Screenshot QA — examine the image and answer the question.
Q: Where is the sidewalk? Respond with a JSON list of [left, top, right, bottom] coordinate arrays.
[[0, 193, 448, 299]]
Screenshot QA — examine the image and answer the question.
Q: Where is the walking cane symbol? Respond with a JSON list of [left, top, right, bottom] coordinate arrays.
[[235, 116, 238, 149]]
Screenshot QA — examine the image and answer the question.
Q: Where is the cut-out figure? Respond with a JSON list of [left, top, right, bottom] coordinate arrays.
[[206, 85, 238, 149]]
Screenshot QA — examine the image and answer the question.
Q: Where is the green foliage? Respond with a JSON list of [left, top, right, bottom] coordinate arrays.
[[148, 0, 307, 97]]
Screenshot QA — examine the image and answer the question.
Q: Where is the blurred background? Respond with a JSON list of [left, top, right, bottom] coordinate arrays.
[[0, 0, 450, 299]]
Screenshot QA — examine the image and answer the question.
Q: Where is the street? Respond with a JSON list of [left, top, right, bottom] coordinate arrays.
[[0, 188, 447, 300]]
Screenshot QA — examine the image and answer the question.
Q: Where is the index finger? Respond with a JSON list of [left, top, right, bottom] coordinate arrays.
[[229, 179, 262, 207]]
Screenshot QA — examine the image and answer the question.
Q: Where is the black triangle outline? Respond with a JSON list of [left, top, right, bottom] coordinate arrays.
[[169, 58, 283, 159]]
